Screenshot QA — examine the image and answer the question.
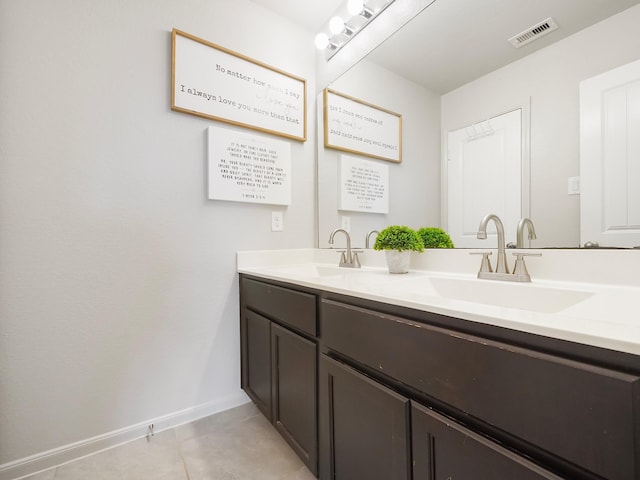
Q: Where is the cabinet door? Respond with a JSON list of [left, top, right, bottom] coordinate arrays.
[[241, 309, 272, 421], [412, 402, 563, 480], [271, 323, 318, 475], [319, 355, 410, 480]]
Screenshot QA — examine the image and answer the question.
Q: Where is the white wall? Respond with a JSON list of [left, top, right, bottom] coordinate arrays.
[[318, 59, 441, 247], [0, 0, 317, 476], [442, 5, 640, 247]]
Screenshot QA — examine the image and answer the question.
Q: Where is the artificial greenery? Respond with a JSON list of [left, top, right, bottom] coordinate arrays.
[[373, 225, 424, 252], [417, 227, 455, 249]]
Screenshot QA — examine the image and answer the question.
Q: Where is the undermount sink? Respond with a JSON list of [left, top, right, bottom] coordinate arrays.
[[263, 263, 384, 280], [258, 263, 397, 289], [254, 263, 595, 314], [427, 276, 594, 314], [266, 264, 347, 278]]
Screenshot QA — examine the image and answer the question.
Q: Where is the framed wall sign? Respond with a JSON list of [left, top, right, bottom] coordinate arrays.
[[324, 88, 402, 162], [338, 155, 389, 213], [172, 29, 307, 141], [207, 125, 291, 205]]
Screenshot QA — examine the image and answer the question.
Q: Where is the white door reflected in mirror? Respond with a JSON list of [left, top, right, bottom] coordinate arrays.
[[446, 109, 524, 248], [580, 59, 640, 248]]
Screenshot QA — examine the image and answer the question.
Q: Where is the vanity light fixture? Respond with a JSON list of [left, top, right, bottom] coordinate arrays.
[[315, 0, 396, 60]]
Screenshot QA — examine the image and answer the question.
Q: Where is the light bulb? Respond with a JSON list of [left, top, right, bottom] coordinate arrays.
[[347, 0, 364, 15], [329, 16, 345, 35], [314, 33, 329, 50]]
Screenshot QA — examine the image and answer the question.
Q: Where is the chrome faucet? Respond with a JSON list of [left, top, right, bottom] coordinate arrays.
[[477, 214, 509, 273], [516, 218, 537, 248], [328, 228, 361, 268], [365, 230, 379, 249]]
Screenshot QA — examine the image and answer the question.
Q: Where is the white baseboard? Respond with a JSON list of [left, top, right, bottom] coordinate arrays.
[[0, 392, 250, 480]]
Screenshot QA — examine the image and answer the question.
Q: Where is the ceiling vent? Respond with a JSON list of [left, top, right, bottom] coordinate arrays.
[[508, 17, 558, 48]]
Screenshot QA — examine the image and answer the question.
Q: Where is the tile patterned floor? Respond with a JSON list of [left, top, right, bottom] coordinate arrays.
[[21, 403, 316, 480]]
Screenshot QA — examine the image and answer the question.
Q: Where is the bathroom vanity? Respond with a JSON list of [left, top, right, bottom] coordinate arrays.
[[238, 249, 640, 480]]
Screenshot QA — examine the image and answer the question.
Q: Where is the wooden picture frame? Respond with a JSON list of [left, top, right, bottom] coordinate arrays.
[[172, 29, 307, 141], [324, 88, 402, 162]]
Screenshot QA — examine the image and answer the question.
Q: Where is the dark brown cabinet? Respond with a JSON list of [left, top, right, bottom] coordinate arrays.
[[318, 355, 411, 480], [320, 298, 640, 480], [240, 277, 318, 475], [239, 274, 640, 480]]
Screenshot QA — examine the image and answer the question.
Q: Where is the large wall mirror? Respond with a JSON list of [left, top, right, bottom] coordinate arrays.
[[316, 0, 640, 249]]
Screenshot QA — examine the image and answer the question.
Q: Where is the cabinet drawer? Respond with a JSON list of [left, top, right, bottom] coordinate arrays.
[[321, 299, 640, 480], [242, 277, 316, 336]]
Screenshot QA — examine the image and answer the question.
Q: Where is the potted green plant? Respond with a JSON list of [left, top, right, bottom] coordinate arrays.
[[373, 225, 424, 273], [417, 227, 454, 249]]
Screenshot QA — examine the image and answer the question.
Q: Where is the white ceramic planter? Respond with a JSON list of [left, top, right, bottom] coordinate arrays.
[[385, 250, 412, 274]]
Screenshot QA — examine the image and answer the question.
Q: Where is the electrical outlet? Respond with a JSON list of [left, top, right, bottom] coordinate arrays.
[[341, 215, 350, 232], [271, 211, 284, 231]]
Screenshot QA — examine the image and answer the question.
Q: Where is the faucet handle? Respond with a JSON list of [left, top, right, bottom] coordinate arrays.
[[336, 249, 362, 268], [511, 252, 541, 280], [470, 251, 493, 274], [351, 250, 362, 268], [512, 252, 542, 260]]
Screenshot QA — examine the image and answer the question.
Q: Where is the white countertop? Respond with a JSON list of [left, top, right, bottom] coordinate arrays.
[[237, 248, 640, 356]]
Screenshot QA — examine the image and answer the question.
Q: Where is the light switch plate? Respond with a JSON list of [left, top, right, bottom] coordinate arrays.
[[271, 211, 283, 231], [341, 215, 350, 232], [568, 176, 580, 195]]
